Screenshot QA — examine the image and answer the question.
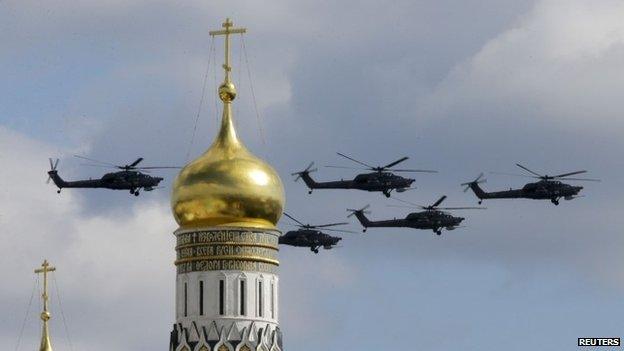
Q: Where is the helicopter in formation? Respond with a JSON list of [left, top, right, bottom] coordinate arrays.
[[47, 156, 179, 196], [462, 164, 600, 205], [347, 196, 485, 235], [292, 153, 436, 197], [279, 213, 355, 253]]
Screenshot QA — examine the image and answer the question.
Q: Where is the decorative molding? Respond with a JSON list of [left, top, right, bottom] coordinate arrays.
[[169, 322, 282, 351]]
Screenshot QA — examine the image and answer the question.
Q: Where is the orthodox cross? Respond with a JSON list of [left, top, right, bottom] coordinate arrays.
[[209, 18, 246, 83], [35, 259, 56, 314]]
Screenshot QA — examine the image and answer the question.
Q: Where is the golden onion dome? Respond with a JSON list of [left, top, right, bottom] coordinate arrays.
[[173, 19, 284, 229], [171, 80, 285, 229]]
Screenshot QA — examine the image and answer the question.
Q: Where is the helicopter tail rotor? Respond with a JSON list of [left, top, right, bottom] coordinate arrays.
[[46, 158, 60, 184], [461, 173, 486, 193], [291, 162, 318, 182], [346, 204, 371, 218]]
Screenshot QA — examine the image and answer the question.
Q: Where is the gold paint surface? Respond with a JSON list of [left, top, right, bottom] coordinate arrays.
[[171, 103, 284, 229], [171, 18, 284, 229]]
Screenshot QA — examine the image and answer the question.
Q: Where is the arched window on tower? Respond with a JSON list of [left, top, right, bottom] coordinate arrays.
[[270, 280, 275, 319], [239, 276, 247, 316], [258, 279, 264, 318], [184, 282, 188, 317], [199, 280, 204, 316], [219, 279, 225, 316]]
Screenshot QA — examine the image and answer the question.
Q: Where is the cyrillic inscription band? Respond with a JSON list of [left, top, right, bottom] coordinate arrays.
[[177, 245, 278, 260], [174, 228, 280, 272], [177, 260, 278, 274], [176, 230, 278, 246]]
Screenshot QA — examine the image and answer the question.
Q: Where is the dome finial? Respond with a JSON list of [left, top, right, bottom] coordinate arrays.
[[210, 17, 246, 102], [35, 259, 56, 351]]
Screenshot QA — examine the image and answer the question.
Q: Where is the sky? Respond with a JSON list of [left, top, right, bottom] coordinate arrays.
[[1, 0, 623, 350]]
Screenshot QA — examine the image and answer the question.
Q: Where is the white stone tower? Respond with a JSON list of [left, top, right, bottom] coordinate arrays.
[[169, 18, 285, 351]]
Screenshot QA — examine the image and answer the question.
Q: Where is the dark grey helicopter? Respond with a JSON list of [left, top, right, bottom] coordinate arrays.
[[279, 213, 355, 253], [292, 153, 436, 197], [47, 156, 179, 196], [347, 196, 484, 235], [462, 164, 600, 205]]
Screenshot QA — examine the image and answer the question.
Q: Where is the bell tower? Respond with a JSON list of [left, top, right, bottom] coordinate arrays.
[[169, 18, 285, 351]]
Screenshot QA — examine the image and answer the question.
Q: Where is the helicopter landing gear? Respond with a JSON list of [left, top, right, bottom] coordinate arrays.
[[308, 190, 313, 194], [435, 229, 442, 236], [134, 191, 140, 196], [551, 198, 559, 205], [383, 190, 391, 198], [57, 189, 61, 194], [130, 188, 140, 196], [312, 248, 319, 254], [362, 228, 367, 233], [478, 200, 482, 205]]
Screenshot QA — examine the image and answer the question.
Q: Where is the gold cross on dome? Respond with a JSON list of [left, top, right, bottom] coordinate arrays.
[[209, 18, 247, 83], [35, 259, 56, 313]]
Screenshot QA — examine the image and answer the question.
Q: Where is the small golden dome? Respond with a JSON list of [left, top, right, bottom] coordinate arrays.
[[171, 91, 284, 229]]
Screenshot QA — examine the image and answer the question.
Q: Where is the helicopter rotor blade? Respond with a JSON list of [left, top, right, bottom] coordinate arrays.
[[321, 228, 358, 234], [390, 197, 425, 208], [553, 170, 587, 178], [135, 166, 182, 170], [558, 177, 601, 182], [73, 155, 118, 167], [431, 195, 447, 208], [128, 157, 144, 168], [324, 165, 368, 170], [336, 152, 374, 169], [382, 157, 409, 169], [515, 163, 543, 177], [489, 171, 538, 179], [282, 212, 306, 227], [437, 207, 487, 210], [391, 169, 438, 173], [81, 163, 116, 169], [311, 222, 350, 228]]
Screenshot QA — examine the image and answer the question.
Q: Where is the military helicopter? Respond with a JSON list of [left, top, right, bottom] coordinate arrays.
[[347, 196, 485, 235], [292, 153, 437, 197], [47, 156, 179, 196], [461, 164, 600, 205], [279, 212, 355, 253]]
